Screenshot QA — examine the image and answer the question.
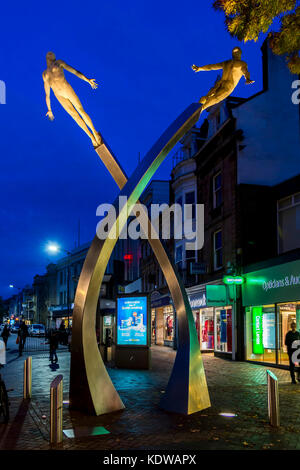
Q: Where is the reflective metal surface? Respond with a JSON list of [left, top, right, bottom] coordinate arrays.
[[70, 103, 211, 415], [267, 370, 280, 427], [23, 356, 32, 400], [50, 374, 63, 444]]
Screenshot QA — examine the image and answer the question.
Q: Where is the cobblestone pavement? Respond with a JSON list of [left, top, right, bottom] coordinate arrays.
[[1, 336, 300, 451]]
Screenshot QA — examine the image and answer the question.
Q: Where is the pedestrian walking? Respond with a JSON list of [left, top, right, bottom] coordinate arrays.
[[18, 321, 29, 357], [59, 321, 68, 345], [1, 325, 10, 350], [49, 329, 59, 364], [285, 321, 300, 384]]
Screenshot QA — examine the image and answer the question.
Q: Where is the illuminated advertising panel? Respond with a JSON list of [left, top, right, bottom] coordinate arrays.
[[117, 296, 148, 346], [252, 306, 264, 354]]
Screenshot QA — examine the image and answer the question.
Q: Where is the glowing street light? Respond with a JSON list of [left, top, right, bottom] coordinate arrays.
[[9, 284, 21, 291], [46, 241, 72, 327], [46, 243, 60, 254]]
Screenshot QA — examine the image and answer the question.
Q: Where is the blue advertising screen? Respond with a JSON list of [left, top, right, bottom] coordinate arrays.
[[117, 296, 148, 346]]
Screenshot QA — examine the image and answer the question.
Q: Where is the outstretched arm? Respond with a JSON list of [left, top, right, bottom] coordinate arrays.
[[191, 62, 224, 72], [58, 61, 98, 89], [43, 73, 54, 120], [242, 63, 255, 85]]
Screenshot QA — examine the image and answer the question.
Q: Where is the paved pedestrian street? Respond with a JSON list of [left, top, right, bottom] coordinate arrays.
[[1, 336, 300, 451]]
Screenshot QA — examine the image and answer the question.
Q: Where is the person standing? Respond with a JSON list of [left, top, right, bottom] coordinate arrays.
[[1, 325, 10, 350], [59, 321, 68, 345], [285, 321, 300, 384], [18, 321, 29, 357], [49, 329, 59, 364]]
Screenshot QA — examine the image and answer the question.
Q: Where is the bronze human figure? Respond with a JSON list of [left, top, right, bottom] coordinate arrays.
[[192, 47, 255, 112], [43, 52, 102, 147]]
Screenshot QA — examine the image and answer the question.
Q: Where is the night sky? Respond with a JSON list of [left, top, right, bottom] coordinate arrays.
[[0, 1, 266, 298]]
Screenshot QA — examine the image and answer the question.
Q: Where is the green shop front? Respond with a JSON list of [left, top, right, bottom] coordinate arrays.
[[243, 258, 300, 367]]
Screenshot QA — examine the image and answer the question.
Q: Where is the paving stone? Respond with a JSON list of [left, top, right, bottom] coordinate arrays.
[[1, 335, 299, 450]]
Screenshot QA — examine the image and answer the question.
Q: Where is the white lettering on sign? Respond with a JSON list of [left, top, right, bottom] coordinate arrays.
[[189, 294, 206, 309], [262, 274, 300, 292]]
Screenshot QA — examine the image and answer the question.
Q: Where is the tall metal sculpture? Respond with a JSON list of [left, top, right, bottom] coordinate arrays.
[[43, 53, 213, 416], [69, 104, 211, 415]]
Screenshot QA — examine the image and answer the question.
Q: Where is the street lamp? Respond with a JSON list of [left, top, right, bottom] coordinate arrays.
[[9, 284, 21, 290], [46, 243, 72, 329], [46, 243, 61, 254], [9, 284, 22, 318]]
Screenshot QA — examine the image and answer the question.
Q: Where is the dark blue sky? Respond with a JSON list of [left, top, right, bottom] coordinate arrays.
[[0, 0, 266, 298]]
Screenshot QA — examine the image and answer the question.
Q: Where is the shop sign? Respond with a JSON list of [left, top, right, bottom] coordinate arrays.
[[206, 285, 227, 306], [262, 313, 276, 349], [220, 310, 227, 343], [252, 306, 264, 354], [243, 259, 300, 306], [151, 296, 171, 308], [188, 291, 206, 309], [227, 309, 232, 352]]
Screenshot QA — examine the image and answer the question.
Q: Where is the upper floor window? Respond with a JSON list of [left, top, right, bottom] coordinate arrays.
[[277, 192, 300, 254], [213, 172, 222, 208], [175, 245, 183, 270], [214, 230, 223, 270], [176, 196, 183, 207], [185, 191, 196, 219], [185, 249, 196, 261]]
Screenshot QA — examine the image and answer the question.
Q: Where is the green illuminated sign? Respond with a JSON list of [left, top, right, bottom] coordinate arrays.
[[252, 306, 264, 355], [242, 259, 300, 306], [223, 276, 244, 285]]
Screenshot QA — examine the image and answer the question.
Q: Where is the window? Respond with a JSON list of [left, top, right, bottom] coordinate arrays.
[[60, 271, 63, 285], [186, 249, 196, 261], [245, 305, 276, 364], [176, 196, 183, 207], [214, 230, 223, 270], [215, 306, 232, 353], [277, 192, 300, 253], [59, 292, 63, 305], [213, 172, 222, 208], [185, 191, 196, 219], [163, 305, 174, 341], [175, 245, 183, 270]]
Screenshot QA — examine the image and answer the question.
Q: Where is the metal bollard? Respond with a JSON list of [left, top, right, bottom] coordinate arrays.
[[23, 356, 32, 399], [266, 370, 280, 427], [50, 374, 63, 444]]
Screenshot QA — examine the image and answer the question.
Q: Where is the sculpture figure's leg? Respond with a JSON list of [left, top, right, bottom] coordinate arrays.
[[199, 80, 222, 105], [56, 95, 98, 145], [67, 92, 102, 145], [201, 81, 234, 113]]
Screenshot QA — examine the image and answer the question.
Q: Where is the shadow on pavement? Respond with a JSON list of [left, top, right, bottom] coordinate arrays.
[[0, 399, 30, 450]]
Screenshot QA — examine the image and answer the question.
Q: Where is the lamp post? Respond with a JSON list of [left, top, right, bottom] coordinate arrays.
[[46, 243, 72, 329], [9, 284, 22, 318]]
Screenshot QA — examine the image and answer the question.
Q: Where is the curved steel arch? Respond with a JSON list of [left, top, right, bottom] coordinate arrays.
[[70, 103, 211, 415]]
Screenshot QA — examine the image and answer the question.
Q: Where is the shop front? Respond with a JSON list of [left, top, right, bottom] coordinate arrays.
[[187, 285, 233, 357], [151, 295, 175, 347], [243, 258, 300, 367], [49, 304, 74, 329], [188, 290, 214, 352]]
